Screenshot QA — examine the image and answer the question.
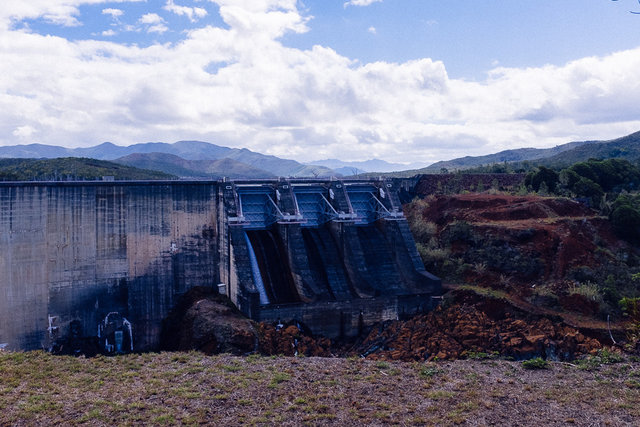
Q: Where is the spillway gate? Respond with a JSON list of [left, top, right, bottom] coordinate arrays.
[[223, 178, 441, 338]]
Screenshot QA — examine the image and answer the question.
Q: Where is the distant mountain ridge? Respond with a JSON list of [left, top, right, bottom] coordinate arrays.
[[4, 130, 640, 179], [421, 140, 592, 172], [0, 140, 333, 178], [356, 130, 640, 178], [307, 158, 426, 174], [412, 131, 640, 174], [115, 153, 275, 179]]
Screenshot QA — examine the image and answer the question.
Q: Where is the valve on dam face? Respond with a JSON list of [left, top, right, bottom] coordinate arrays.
[[98, 312, 133, 354]]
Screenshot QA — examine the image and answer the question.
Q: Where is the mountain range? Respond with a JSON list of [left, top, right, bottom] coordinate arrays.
[[366, 130, 640, 177], [307, 159, 427, 175], [1, 130, 640, 179], [0, 141, 332, 178]]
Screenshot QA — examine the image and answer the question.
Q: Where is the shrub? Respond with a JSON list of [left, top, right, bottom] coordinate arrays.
[[619, 297, 640, 321], [419, 365, 443, 377], [442, 221, 474, 245], [568, 281, 603, 303], [610, 204, 640, 242], [521, 357, 549, 370], [409, 218, 437, 243], [576, 348, 624, 370]]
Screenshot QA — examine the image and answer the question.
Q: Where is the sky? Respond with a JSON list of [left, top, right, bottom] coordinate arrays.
[[2, 0, 640, 166]]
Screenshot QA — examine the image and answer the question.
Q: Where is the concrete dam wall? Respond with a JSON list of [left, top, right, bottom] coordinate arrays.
[[0, 179, 441, 353], [0, 182, 222, 352]]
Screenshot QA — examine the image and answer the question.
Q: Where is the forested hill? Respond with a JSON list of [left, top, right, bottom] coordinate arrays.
[[534, 131, 640, 168], [0, 157, 175, 181]]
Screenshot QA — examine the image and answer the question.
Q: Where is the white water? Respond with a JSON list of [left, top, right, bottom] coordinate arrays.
[[244, 231, 270, 305]]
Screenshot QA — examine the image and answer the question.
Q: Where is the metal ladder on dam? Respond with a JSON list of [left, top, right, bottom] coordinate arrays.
[[222, 178, 441, 336]]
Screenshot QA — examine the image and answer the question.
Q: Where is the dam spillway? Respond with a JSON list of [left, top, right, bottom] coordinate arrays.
[[0, 179, 441, 353]]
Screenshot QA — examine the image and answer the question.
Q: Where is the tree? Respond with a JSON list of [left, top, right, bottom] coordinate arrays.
[[610, 204, 640, 242], [573, 177, 604, 207], [525, 166, 559, 193]]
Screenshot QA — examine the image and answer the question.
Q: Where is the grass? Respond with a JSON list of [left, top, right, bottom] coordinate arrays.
[[0, 351, 639, 425], [575, 348, 625, 371], [522, 357, 550, 370]]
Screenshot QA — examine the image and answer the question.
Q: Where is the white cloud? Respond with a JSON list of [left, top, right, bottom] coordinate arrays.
[[367, 26, 376, 34], [344, 0, 383, 7], [139, 13, 164, 25], [0, 0, 639, 165], [101, 29, 116, 36], [138, 13, 168, 34], [163, 0, 208, 22], [102, 8, 123, 18], [0, 1, 146, 29], [148, 24, 169, 34], [12, 125, 36, 138]]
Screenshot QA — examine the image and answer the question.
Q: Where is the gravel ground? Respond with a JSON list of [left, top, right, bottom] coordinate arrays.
[[1, 351, 639, 426]]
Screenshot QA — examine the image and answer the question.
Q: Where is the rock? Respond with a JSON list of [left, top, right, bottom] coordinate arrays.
[[353, 299, 604, 362], [181, 299, 258, 355], [160, 286, 258, 355], [524, 334, 546, 345], [257, 322, 334, 357]]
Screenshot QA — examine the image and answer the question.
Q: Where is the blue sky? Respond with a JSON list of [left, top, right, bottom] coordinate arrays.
[[1, 0, 640, 165], [288, 1, 640, 79]]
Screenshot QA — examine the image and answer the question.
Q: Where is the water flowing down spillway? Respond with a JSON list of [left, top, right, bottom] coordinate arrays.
[[244, 231, 270, 305], [245, 229, 301, 304]]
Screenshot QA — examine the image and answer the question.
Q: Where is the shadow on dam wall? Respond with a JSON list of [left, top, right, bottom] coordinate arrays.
[[0, 182, 221, 353], [0, 179, 441, 353]]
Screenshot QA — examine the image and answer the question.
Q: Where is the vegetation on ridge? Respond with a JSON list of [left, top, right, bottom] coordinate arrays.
[[0, 157, 176, 181]]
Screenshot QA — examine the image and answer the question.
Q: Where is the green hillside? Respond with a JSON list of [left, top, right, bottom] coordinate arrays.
[[0, 157, 175, 181], [536, 131, 640, 168]]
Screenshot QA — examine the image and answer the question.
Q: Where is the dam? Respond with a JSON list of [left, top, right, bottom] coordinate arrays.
[[0, 179, 441, 353]]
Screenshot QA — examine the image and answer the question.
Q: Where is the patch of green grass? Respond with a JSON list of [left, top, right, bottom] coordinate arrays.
[[625, 379, 640, 389], [269, 372, 291, 388], [466, 351, 500, 360], [153, 414, 176, 424], [293, 397, 307, 405], [246, 353, 262, 363], [522, 357, 550, 370], [576, 348, 625, 371], [170, 353, 191, 364], [419, 365, 443, 378], [221, 363, 243, 372], [426, 390, 456, 400], [375, 361, 390, 370]]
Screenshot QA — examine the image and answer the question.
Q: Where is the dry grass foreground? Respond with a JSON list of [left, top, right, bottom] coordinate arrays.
[[1, 351, 640, 426]]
